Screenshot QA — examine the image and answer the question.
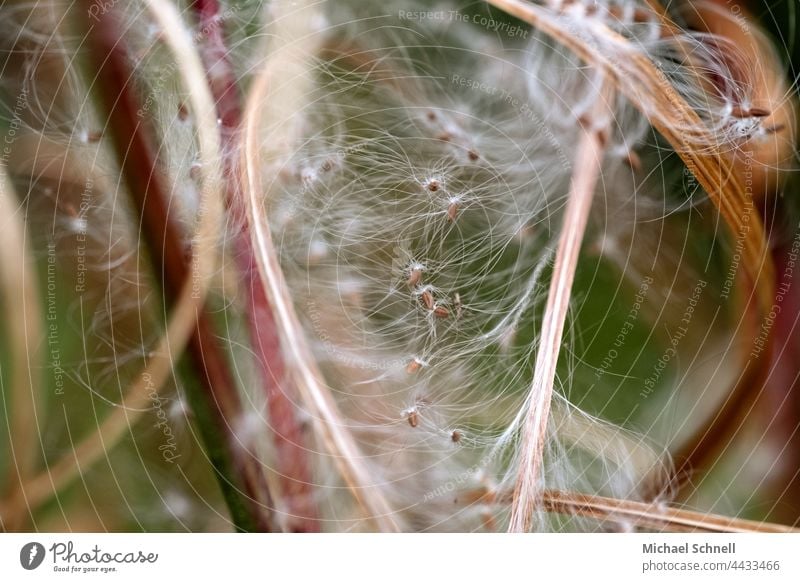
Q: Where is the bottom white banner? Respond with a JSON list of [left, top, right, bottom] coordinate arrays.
[[0, 533, 798, 581]]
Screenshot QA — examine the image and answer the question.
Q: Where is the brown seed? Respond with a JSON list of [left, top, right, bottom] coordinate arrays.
[[407, 268, 422, 288], [467, 149, 479, 161], [407, 410, 419, 428], [420, 290, 435, 310], [406, 359, 422, 374], [433, 305, 450, 319], [596, 128, 610, 148], [437, 133, 452, 142], [425, 179, 441, 192], [86, 130, 103, 143], [447, 201, 459, 222], [451, 430, 462, 444], [624, 151, 642, 172], [731, 105, 771, 118], [730, 106, 747, 118], [605, 5, 652, 23], [763, 123, 786, 135], [427, 111, 437, 121], [321, 159, 333, 172], [178, 102, 189, 121]]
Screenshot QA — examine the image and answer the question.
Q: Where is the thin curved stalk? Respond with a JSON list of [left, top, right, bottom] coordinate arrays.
[[190, 0, 317, 532], [509, 89, 611, 532], [0, 0, 232, 526], [240, 0, 399, 532], [0, 166, 45, 531], [89, 0, 274, 531]]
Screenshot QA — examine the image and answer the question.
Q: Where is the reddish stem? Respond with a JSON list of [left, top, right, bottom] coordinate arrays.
[[191, 0, 318, 531], [761, 236, 800, 525], [86, 7, 274, 531]]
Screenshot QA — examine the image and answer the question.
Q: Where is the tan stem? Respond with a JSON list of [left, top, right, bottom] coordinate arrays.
[[0, 167, 44, 530], [0, 0, 226, 523], [239, 2, 401, 531], [463, 488, 798, 532], [509, 90, 610, 532]]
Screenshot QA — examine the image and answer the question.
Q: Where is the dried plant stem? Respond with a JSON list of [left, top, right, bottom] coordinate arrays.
[[543, 491, 799, 533], [509, 92, 609, 532], [539, 491, 798, 532], [0, 135, 177, 524], [241, 2, 398, 531], [762, 241, 800, 522], [632, 0, 778, 493], [101, 0, 275, 531], [0, 167, 44, 531], [456, 488, 800, 533], [466, 488, 799, 532], [485, 0, 776, 497], [0, 1, 274, 531], [656, 0, 786, 489], [190, 0, 317, 532]]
